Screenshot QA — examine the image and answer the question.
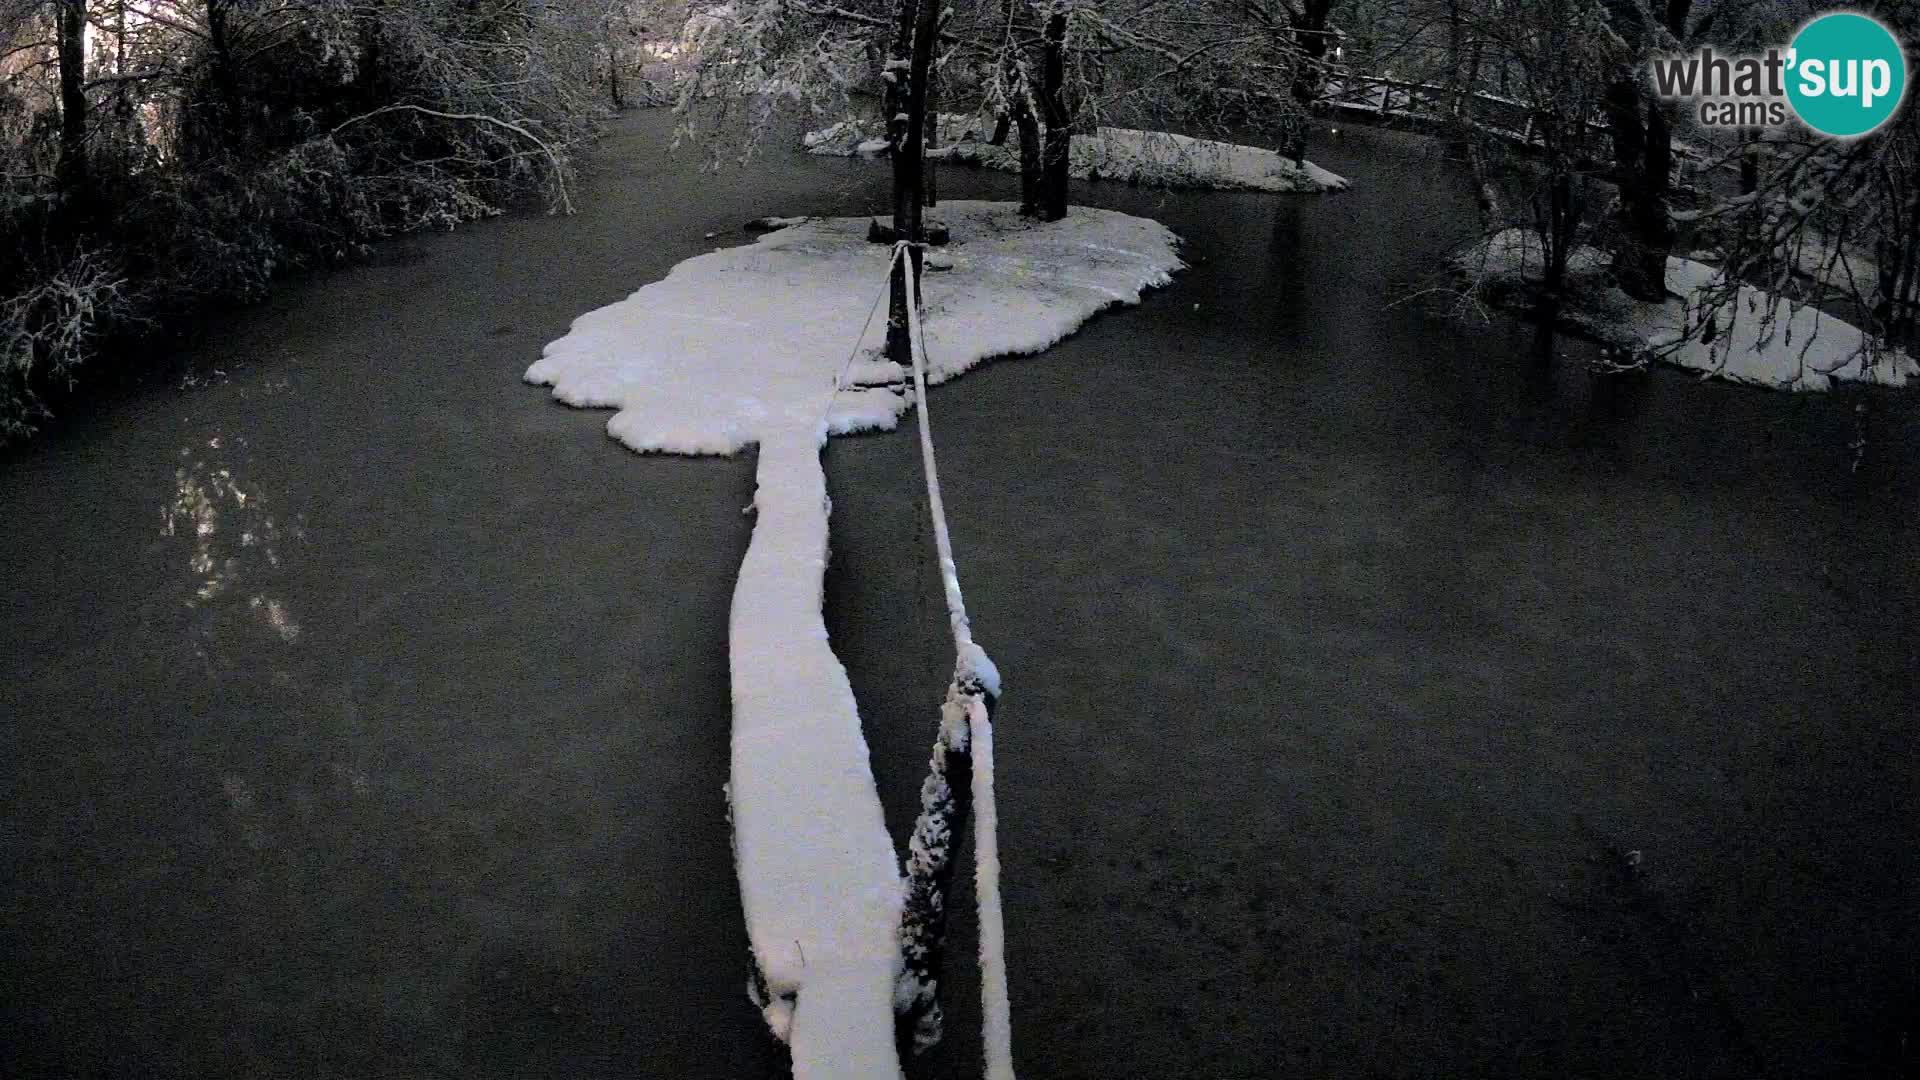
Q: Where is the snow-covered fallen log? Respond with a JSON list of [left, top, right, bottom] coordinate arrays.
[[525, 203, 1180, 1077]]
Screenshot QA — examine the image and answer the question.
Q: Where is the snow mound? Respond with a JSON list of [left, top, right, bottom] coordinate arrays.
[[526, 202, 1181, 1078], [1453, 228, 1608, 282], [802, 118, 898, 157], [528, 202, 1183, 452], [806, 117, 1349, 193]]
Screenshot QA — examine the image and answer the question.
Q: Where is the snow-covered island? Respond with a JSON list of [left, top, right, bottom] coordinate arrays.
[[526, 202, 1181, 1079], [805, 115, 1350, 194], [1455, 228, 1918, 391]]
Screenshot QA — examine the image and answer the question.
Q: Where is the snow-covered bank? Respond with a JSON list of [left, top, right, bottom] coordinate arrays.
[[1629, 258, 1916, 390], [526, 202, 1181, 1077], [1454, 228, 1917, 391], [805, 116, 1349, 193], [1454, 228, 1607, 282]]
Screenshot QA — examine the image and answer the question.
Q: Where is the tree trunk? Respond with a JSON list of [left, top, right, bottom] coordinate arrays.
[[1878, 185, 1920, 349], [1541, 166, 1574, 326], [1039, 10, 1069, 222], [207, 0, 244, 149], [1604, 78, 1668, 301], [357, 19, 384, 110], [608, 39, 624, 109], [886, 0, 941, 369], [114, 1, 132, 127], [1739, 128, 1760, 194], [1013, 85, 1042, 217], [885, 0, 914, 163], [997, 0, 1040, 216], [1636, 99, 1674, 290], [884, 0, 917, 370], [1461, 34, 1483, 125], [1446, 0, 1465, 118], [903, 0, 940, 231], [924, 60, 938, 208], [1285, 0, 1333, 165], [56, 0, 88, 201], [1600, 0, 1689, 301]]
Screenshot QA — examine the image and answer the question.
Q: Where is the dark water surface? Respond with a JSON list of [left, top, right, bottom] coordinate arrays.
[[4, 112, 1914, 1079]]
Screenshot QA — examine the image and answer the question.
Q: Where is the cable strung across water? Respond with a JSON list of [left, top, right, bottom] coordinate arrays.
[[897, 240, 1016, 1080]]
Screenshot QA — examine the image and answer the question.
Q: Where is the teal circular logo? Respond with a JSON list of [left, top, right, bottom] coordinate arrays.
[[1786, 13, 1907, 137]]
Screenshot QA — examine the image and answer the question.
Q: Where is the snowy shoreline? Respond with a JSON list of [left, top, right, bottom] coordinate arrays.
[[526, 202, 1182, 1077], [1454, 229, 1917, 391]]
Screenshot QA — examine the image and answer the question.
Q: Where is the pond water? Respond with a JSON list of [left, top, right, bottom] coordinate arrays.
[[3, 111, 1913, 1079]]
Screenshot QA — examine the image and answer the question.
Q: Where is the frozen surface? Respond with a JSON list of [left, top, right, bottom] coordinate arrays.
[[806, 117, 1348, 192], [525, 202, 1180, 1077]]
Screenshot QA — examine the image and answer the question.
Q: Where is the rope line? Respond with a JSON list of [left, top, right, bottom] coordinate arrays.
[[898, 242, 1016, 1080], [812, 244, 905, 439], [898, 242, 979, 658]]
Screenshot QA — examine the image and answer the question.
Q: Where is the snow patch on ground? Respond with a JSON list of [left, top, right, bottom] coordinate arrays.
[[805, 116, 1348, 193], [1761, 227, 1881, 300], [1626, 257, 1915, 390], [525, 202, 1181, 1078], [1454, 228, 1916, 391], [802, 118, 900, 157], [1454, 228, 1607, 281]]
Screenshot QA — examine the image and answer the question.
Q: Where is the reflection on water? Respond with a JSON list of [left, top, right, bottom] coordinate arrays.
[[249, 596, 301, 643], [157, 435, 307, 664], [220, 774, 275, 851], [152, 436, 344, 862]]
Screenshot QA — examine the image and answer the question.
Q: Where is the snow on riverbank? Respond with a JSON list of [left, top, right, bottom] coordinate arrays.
[[1454, 228, 1607, 281], [805, 116, 1349, 193], [1632, 258, 1916, 390], [1455, 228, 1917, 391], [526, 202, 1181, 1078]]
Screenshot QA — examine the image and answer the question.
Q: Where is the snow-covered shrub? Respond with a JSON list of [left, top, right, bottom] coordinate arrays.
[[1452, 228, 1608, 288], [0, 0, 613, 442], [0, 250, 138, 440]]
